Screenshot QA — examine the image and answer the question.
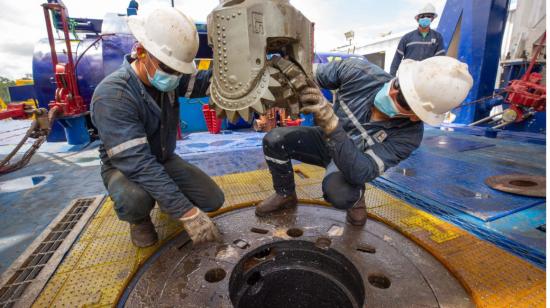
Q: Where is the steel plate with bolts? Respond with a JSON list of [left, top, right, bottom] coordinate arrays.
[[120, 204, 473, 307], [485, 174, 546, 197]]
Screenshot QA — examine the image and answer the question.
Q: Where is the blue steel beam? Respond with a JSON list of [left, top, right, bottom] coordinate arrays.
[[437, 0, 510, 124]]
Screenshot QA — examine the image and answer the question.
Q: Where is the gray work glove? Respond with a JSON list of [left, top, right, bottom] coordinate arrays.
[[300, 85, 339, 135], [180, 207, 221, 245]]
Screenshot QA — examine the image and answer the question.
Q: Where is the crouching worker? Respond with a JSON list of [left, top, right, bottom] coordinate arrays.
[[91, 8, 223, 247], [256, 56, 473, 226]]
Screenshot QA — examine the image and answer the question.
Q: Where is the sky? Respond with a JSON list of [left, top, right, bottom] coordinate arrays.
[[0, 0, 446, 79]]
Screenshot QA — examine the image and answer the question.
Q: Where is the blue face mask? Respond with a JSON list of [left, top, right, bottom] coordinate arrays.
[[374, 81, 400, 118], [145, 54, 182, 92], [418, 17, 432, 28]]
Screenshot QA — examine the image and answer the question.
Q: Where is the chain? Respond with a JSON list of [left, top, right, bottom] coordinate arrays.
[[0, 108, 59, 176]]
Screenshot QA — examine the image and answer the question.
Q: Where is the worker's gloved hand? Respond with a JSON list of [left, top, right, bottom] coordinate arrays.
[[269, 56, 310, 118], [300, 85, 339, 135], [180, 207, 221, 245]]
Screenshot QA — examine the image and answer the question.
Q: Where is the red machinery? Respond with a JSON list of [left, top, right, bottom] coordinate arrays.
[[0, 2, 86, 174], [0, 2, 84, 121], [252, 108, 303, 132], [42, 2, 86, 117], [502, 32, 546, 124], [0, 104, 30, 120]]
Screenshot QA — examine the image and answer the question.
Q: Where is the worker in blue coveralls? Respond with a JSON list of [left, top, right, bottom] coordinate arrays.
[[91, 8, 223, 247], [256, 55, 473, 226], [127, 0, 139, 16], [390, 3, 446, 76]]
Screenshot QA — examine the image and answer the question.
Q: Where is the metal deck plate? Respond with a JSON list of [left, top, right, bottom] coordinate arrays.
[[485, 204, 546, 254], [121, 206, 473, 308], [422, 135, 495, 152], [383, 150, 544, 221]]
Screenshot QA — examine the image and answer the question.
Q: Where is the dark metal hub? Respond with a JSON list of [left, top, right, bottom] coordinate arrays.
[[121, 204, 474, 308], [485, 174, 546, 197], [229, 240, 365, 308]]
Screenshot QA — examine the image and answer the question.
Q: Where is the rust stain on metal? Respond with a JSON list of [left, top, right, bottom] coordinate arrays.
[[123, 206, 473, 307], [485, 174, 546, 197]]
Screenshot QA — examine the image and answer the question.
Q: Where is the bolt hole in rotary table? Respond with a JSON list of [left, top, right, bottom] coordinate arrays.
[[121, 205, 473, 307]]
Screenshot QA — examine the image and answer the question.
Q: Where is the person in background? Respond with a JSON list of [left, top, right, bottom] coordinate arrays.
[[390, 3, 446, 76]]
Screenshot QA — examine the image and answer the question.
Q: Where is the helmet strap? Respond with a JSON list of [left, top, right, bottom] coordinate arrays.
[[141, 52, 158, 80]]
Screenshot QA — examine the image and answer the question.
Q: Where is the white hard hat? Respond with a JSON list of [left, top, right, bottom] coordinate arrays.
[[128, 8, 199, 74], [417, 3, 438, 18], [397, 56, 473, 126]]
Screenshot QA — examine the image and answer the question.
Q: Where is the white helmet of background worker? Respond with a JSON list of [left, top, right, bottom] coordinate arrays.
[[127, 7, 199, 74], [397, 56, 473, 126], [417, 3, 438, 18]]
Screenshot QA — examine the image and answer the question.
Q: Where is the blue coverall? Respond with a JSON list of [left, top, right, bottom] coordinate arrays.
[[263, 58, 424, 208], [91, 55, 223, 223], [390, 29, 446, 76]]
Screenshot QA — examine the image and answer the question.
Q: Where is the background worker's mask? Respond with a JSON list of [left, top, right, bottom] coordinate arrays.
[[418, 17, 432, 28]]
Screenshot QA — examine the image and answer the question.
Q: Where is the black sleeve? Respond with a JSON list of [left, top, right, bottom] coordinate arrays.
[[177, 69, 213, 98]]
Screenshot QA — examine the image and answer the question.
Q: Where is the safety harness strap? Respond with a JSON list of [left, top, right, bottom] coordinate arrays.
[[338, 99, 385, 175], [338, 100, 375, 146]]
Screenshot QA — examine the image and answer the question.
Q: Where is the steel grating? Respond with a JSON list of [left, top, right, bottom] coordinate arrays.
[[0, 196, 104, 308], [32, 164, 546, 307]]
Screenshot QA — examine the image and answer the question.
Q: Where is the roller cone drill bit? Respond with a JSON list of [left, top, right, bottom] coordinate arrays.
[[207, 0, 313, 123]]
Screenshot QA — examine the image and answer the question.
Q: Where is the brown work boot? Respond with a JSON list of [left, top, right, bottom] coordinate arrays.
[[130, 218, 159, 247], [255, 192, 298, 217], [346, 195, 367, 226]]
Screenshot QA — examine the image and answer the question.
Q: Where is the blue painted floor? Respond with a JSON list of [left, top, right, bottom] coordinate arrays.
[[0, 119, 546, 273], [376, 126, 546, 267]]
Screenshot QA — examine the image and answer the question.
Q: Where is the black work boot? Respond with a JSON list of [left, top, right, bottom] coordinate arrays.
[[346, 195, 367, 226], [255, 192, 298, 217], [130, 218, 159, 247]]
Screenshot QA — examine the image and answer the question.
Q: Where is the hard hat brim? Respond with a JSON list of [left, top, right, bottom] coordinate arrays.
[[397, 60, 445, 126], [128, 15, 197, 74], [416, 13, 438, 18]]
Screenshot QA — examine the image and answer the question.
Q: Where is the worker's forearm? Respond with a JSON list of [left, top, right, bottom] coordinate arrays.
[[325, 125, 380, 185], [190, 70, 212, 98], [178, 70, 212, 98]]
